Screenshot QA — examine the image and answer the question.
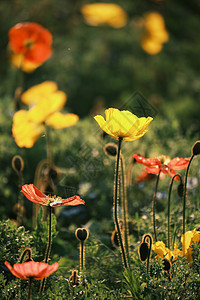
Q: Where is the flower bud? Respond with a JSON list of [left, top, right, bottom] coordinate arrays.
[[104, 143, 117, 157], [162, 258, 171, 271], [12, 155, 24, 173], [75, 228, 89, 242], [139, 242, 149, 261], [177, 182, 184, 197], [192, 141, 200, 156], [111, 230, 119, 248]]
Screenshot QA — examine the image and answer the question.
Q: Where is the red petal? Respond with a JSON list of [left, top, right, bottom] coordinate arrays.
[[133, 154, 161, 167], [21, 184, 48, 205], [168, 157, 190, 170], [51, 195, 85, 207]]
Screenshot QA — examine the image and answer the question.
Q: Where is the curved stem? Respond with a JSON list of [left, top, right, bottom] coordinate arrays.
[[120, 155, 130, 265], [20, 248, 32, 263], [152, 171, 161, 242], [143, 234, 152, 274], [167, 174, 182, 249], [113, 138, 129, 269], [39, 206, 52, 293], [183, 154, 194, 235]]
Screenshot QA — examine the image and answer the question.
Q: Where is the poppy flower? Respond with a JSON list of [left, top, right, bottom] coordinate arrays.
[[21, 184, 85, 207], [133, 154, 190, 180], [141, 12, 169, 55], [153, 229, 200, 263], [12, 81, 79, 148], [4, 260, 58, 280], [81, 3, 127, 28], [94, 108, 153, 142], [8, 22, 52, 71]]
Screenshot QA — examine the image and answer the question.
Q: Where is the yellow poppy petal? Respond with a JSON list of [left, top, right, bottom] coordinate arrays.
[[10, 53, 41, 73], [152, 241, 172, 260], [28, 91, 67, 123], [12, 110, 44, 148], [46, 112, 79, 129], [21, 81, 58, 105]]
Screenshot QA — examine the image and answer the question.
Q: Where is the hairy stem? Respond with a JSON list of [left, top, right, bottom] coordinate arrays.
[[152, 171, 161, 242]]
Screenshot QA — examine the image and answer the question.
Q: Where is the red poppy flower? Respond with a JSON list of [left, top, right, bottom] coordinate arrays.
[[133, 154, 190, 180], [9, 22, 52, 64], [4, 260, 58, 280], [21, 184, 85, 207]]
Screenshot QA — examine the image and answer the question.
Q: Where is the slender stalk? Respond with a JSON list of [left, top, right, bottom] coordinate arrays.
[[80, 241, 84, 271], [17, 170, 24, 225], [27, 277, 32, 300], [167, 174, 182, 249], [152, 171, 161, 242], [46, 126, 53, 168], [113, 138, 129, 269], [120, 155, 130, 265], [183, 154, 194, 235], [39, 206, 52, 293]]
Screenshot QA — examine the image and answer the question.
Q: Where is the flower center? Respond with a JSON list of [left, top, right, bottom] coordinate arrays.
[[48, 195, 62, 206], [158, 155, 170, 165], [24, 39, 34, 49]]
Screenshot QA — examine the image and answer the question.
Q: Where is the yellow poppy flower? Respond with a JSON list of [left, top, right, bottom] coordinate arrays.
[[10, 53, 41, 73], [81, 3, 127, 28], [12, 82, 79, 148], [94, 108, 153, 142]]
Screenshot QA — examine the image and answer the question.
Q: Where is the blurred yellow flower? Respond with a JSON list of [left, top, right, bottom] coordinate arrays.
[[153, 228, 200, 264], [12, 81, 79, 148], [141, 12, 169, 55], [81, 3, 127, 28], [94, 108, 153, 142]]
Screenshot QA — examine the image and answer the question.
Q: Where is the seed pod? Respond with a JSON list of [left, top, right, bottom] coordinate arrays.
[[177, 182, 184, 197], [162, 258, 171, 271], [12, 155, 24, 173], [104, 143, 118, 157], [192, 141, 200, 156], [75, 228, 89, 242], [139, 242, 149, 261]]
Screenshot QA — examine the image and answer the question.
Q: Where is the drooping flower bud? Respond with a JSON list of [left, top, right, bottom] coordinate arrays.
[[104, 143, 118, 157], [177, 182, 184, 197], [162, 258, 171, 271], [192, 141, 200, 156], [75, 228, 89, 242], [139, 242, 149, 261], [69, 269, 80, 286]]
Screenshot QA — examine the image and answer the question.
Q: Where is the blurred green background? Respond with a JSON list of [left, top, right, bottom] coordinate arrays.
[[0, 0, 200, 227]]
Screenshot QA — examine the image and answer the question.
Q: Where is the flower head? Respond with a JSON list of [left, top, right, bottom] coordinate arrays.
[[81, 3, 127, 28], [21, 184, 85, 207], [152, 241, 182, 261], [133, 154, 190, 180], [12, 81, 79, 148], [94, 108, 153, 142], [4, 260, 58, 280], [141, 12, 169, 55], [8, 22, 52, 71]]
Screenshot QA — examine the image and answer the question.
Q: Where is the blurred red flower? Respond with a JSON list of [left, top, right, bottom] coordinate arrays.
[[4, 260, 58, 280], [21, 184, 85, 207], [9, 22, 52, 66], [133, 154, 190, 180]]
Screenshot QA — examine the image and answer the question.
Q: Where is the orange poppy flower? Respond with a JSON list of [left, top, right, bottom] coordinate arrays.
[[9, 22, 52, 65], [21, 184, 85, 207], [4, 260, 58, 280], [133, 154, 190, 180]]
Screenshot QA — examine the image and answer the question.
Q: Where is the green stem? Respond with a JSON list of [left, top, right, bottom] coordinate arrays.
[[120, 155, 130, 265], [183, 154, 194, 235], [80, 241, 84, 271], [114, 138, 129, 269], [167, 174, 182, 249], [27, 277, 32, 300], [152, 171, 161, 242], [39, 206, 52, 293]]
